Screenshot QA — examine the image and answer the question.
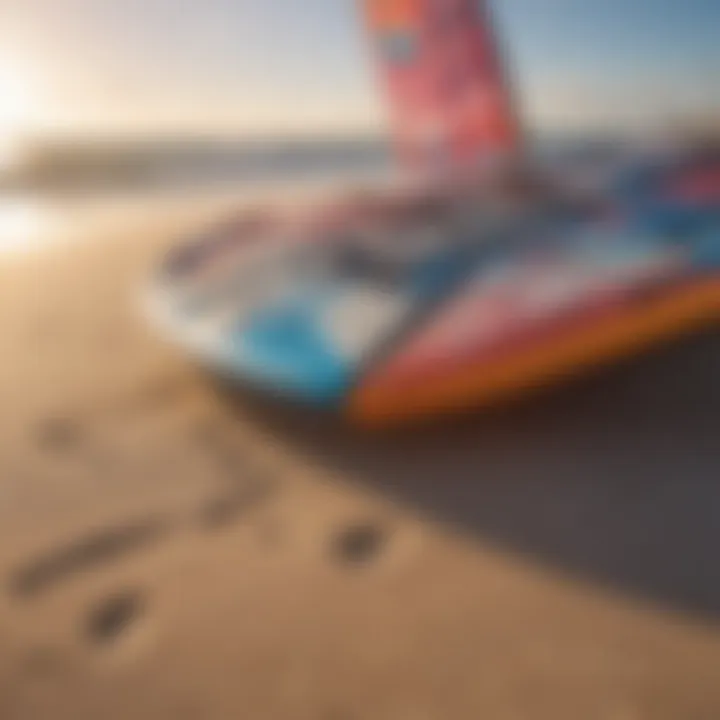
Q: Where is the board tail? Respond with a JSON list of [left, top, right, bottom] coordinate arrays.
[[363, 0, 522, 177]]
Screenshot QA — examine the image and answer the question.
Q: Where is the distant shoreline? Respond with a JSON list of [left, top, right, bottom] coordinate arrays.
[[0, 129, 662, 196]]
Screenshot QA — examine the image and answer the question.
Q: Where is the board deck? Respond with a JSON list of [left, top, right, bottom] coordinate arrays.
[[147, 154, 720, 425]]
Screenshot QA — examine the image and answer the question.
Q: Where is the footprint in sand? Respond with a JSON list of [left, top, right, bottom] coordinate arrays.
[[9, 518, 170, 600], [36, 416, 83, 454], [191, 418, 282, 531], [36, 375, 191, 448], [331, 522, 389, 567], [85, 590, 144, 646], [198, 474, 279, 532]]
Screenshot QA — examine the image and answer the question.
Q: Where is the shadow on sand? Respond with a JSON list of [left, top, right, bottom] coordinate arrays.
[[215, 327, 720, 620]]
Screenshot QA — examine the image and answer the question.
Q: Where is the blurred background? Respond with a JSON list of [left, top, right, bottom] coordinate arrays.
[[0, 0, 719, 251]]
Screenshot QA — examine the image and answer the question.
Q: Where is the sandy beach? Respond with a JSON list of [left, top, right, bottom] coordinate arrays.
[[1, 187, 719, 720]]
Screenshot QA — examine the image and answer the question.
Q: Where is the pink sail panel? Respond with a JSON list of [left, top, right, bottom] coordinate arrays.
[[363, 0, 521, 174]]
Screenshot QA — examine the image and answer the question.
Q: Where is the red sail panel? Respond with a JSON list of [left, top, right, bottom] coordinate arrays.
[[363, 0, 522, 175]]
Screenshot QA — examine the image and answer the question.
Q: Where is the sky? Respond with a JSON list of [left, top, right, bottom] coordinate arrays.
[[0, 0, 718, 142]]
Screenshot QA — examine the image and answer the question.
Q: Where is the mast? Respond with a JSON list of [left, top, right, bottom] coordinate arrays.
[[362, 0, 522, 177]]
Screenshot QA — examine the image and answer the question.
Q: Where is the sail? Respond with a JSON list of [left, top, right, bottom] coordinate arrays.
[[363, 0, 521, 175]]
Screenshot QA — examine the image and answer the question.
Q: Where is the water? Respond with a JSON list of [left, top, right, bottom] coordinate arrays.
[[0, 133, 624, 256], [0, 136, 393, 195], [0, 136, 394, 256]]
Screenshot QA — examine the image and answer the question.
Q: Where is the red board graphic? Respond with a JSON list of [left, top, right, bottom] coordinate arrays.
[[363, 0, 521, 174]]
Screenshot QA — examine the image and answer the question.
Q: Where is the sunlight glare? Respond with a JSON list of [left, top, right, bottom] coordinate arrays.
[[0, 199, 48, 254], [0, 64, 35, 171]]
